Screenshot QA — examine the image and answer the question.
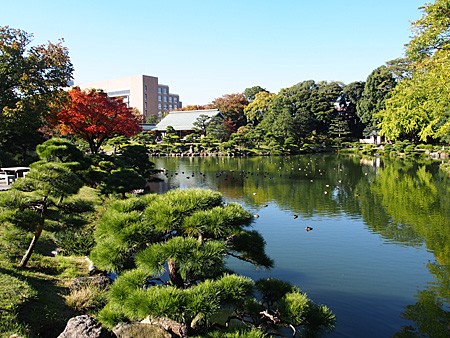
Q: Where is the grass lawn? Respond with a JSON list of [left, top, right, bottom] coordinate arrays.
[[0, 187, 102, 338], [0, 253, 90, 337]]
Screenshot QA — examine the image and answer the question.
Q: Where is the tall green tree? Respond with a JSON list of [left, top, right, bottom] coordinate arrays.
[[0, 26, 73, 161], [33, 137, 92, 175], [378, 0, 450, 142], [378, 50, 450, 142], [357, 66, 397, 137], [406, 0, 450, 62], [244, 91, 275, 126], [259, 80, 341, 145], [340, 81, 365, 138], [243, 85, 268, 102]]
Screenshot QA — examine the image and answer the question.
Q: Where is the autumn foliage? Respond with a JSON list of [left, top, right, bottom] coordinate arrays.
[[52, 87, 142, 153], [176, 104, 212, 111], [211, 93, 248, 130]]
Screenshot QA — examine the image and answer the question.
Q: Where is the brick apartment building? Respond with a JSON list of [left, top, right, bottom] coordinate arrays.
[[79, 75, 182, 119]]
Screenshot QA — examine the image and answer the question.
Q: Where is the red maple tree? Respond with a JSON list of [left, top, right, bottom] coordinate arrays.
[[52, 87, 142, 153]]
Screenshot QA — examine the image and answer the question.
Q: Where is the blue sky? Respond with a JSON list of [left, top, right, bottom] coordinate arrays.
[[2, 0, 425, 105]]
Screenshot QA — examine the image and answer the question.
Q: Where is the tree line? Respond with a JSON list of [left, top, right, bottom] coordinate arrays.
[[2, 1, 450, 165], [177, 0, 450, 149]]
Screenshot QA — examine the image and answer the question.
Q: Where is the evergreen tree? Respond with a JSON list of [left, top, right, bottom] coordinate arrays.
[[357, 66, 397, 137], [91, 189, 335, 336], [0, 162, 91, 268]]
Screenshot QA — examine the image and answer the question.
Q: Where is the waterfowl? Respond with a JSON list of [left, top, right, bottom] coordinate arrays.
[[305, 226, 313, 231]]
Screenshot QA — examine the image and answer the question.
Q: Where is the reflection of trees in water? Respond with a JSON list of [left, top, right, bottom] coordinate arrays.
[[394, 288, 450, 338], [155, 155, 366, 215], [356, 159, 450, 337], [153, 154, 450, 335]]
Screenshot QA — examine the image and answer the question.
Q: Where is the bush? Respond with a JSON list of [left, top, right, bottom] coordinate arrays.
[[392, 140, 412, 152], [383, 143, 392, 153], [360, 144, 376, 155], [404, 145, 416, 154]]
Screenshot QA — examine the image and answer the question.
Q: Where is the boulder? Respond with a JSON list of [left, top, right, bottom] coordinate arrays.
[[58, 315, 115, 338], [70, 275, 111, 292], [113, 322, 171, 338], [141, 316, 188, 337]]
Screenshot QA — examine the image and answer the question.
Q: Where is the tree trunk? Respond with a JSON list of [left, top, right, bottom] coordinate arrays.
[[18, 197, 47, 268], [168, 259, 184, 288]]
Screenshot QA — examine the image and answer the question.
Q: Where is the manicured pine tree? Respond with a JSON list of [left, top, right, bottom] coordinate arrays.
[[91, 188, 335, 336]]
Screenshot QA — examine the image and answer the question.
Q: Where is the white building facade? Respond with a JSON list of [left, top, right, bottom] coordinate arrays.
[[80, 75, 182, 119]]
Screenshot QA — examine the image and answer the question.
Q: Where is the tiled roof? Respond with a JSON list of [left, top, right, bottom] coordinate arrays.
[[155, 109, 222, 131]]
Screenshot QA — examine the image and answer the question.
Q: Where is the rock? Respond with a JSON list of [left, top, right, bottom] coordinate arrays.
[[58, 315, 115, 338], [140, 316, 188, 338], [113, 322, 171, 338], [70, 275, 111, 292]]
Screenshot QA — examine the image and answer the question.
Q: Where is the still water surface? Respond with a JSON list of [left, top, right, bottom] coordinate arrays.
[[150, 154, 450, 337]]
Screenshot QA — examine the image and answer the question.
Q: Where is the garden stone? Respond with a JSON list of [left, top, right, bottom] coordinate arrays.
[[58, 315, 115, 338]]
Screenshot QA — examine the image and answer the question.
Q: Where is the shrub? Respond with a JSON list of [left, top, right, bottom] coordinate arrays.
[[404, 145, 416, 154], [383, 143, 392, 153]]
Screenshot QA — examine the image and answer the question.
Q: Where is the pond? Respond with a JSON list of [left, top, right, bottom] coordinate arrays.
[[149, 154, 450, 337]]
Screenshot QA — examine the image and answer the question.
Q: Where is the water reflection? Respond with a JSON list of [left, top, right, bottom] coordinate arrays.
[[151, 155, 450, 337]]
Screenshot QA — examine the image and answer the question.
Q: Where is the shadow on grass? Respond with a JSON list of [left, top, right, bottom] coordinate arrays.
[[0, 265, 79, 338]]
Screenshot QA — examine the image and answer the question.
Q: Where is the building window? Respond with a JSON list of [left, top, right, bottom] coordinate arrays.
[[169, 97, 173, 103], [144, 85, 147, 93], [158, 104, 162, 110], [164, 104, 168, 109], [144, 94, 147, 101], [163, 96, 167, 102], [174, 97, 178, 103], [169, 105, 172, 110], [158, 95, 161, 102], [158, 87, 162, 94], [163, 88, 167, 94], [144, 102, 147, 109]]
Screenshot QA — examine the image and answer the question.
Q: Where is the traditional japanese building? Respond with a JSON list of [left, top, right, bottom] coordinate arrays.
[[155, 109, 223, 138]]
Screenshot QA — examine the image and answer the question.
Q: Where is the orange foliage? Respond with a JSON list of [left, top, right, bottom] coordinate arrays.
[[176, 104, 213, 111], [211, 93, 248, 129], [51, 87, 142, 153]]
